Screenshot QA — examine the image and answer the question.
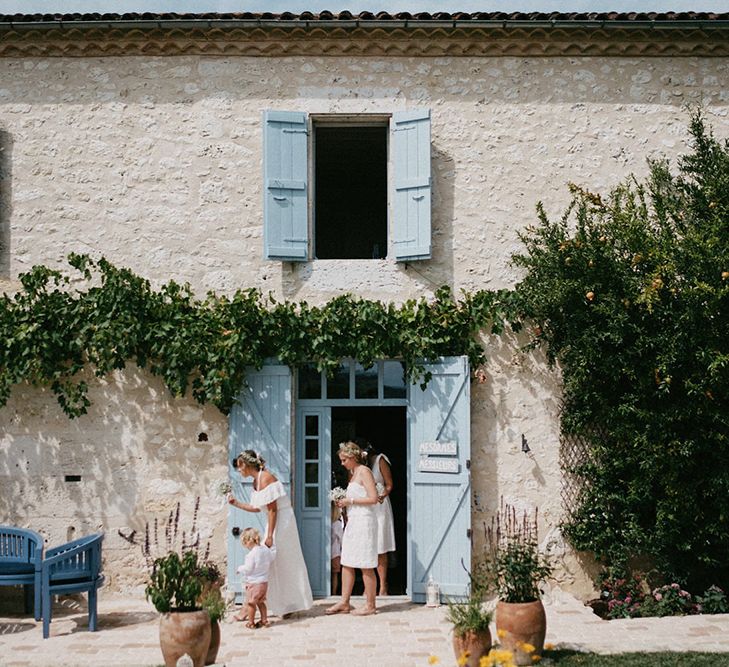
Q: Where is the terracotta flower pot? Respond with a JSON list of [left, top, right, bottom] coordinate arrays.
[[205, 619, 220, 666], [159, 609, 211, 667], [451, 628, 492, 667], [495, 599, 546, 666]]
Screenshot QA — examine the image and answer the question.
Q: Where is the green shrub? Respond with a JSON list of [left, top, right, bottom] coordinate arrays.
[[697, 585, 729, 614], [513, 110, 729, 592], [145, 551, 203, 613]]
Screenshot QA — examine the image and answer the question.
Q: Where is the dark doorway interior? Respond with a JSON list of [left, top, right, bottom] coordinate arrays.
[[331, 406, 407, 596]]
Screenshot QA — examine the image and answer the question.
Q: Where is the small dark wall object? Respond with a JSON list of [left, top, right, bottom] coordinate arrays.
[[521, 434, 531, 454], [64, 475, 81, 482], [198, 433, 208, 442]]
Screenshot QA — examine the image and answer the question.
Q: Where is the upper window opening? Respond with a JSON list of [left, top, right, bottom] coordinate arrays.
[[314, 125, 387, 260], [263, 109, 431, 263]]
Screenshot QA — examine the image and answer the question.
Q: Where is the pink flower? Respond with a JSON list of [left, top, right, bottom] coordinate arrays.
[[654, 593, 663, 601], [671, 583, 680, 590]]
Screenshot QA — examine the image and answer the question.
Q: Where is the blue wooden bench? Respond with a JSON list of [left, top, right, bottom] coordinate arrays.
[[0, 526, 44, 621], [41, 532, 104, 639]]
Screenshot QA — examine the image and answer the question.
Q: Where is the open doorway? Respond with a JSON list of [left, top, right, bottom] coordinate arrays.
[[331, 406, 407, 596]]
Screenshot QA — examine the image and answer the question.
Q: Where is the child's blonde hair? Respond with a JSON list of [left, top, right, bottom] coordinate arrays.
[[241, 527, 261, 547], [331, 502, 342, 522]]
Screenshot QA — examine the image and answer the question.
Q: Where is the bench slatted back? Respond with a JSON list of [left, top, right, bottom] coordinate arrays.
[[48, 535, 102, 583], [0, 527, 42, 565]]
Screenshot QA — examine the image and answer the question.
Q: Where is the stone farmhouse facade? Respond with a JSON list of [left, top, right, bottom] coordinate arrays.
[[1, 11, 728, 601]]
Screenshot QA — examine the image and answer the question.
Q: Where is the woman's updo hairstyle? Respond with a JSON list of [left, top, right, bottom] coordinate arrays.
[[236, 449, 266, 470], [338, 441, 367, 464]]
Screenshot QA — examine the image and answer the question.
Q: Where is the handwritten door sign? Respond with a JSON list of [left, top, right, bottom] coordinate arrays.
[[419, 441, 457, 456], [418, 456, 460, 473]]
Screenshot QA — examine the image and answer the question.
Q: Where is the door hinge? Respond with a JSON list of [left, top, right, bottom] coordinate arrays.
[[466, 459, 471, 470], [466, 528, 472, 539]]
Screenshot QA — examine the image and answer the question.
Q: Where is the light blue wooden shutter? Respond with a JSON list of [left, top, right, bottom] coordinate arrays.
[[227, 364, 292, 597], [263, 110, 309, 261], [408, 356, 471, 601], [392, 109, 432, 261]]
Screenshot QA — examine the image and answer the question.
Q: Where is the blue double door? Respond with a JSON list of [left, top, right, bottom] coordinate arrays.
[[227, 357, 472, 602]]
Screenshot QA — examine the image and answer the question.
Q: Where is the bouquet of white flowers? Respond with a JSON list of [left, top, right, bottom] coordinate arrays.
[[217, 480, 232, 496], [329, 487, 347, 503], [376, 482, 385, 497]]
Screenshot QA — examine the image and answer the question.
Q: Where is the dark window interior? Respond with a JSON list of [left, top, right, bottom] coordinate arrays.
[[314, 125, 387, 259]]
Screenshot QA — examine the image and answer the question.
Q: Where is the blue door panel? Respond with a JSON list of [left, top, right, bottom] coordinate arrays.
[[408, 356, 471, 601], [227, 365, 292, 598]]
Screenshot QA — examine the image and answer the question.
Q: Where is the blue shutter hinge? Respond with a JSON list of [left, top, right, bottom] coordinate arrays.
[[393, 125, 415, 132], [283, 129, 309, 134], [467, 528, 472, 539], [466, 459, 471, 469]]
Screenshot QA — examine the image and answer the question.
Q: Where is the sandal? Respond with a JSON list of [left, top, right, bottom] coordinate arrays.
[[260, 620, 271, 627], [245, 621, 257, 629]]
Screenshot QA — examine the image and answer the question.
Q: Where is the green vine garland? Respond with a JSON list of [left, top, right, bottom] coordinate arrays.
[[0, 253, 518, 417]]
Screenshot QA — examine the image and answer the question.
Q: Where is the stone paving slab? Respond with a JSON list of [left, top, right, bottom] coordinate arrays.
[[1, 591, 729, 666]]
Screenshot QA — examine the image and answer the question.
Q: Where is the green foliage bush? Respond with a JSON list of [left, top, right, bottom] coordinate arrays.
[[146, 551, 203, 613], [512, 111, 729, 591]]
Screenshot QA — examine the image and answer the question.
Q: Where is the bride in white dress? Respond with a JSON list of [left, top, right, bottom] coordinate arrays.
[[228, 450, 313, 618], [325, 441, 379, 616]]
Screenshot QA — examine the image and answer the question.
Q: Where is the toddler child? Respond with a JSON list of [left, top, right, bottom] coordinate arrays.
[[236, 527, 276, 628], [331, 503, 344, 595]]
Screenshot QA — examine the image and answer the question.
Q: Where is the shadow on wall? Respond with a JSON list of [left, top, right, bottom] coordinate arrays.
[[0, 129, 12, 279], [0, 364, 229, 590]]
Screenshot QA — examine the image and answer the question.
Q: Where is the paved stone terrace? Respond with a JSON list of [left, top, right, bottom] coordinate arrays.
[[2, 592, 729, 666]]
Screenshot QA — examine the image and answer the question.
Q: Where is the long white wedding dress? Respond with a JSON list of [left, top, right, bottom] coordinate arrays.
[[250, 475, 313, 617]]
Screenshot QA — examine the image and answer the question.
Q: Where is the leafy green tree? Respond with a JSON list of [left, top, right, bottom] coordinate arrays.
[[513, 111, 729, 590]]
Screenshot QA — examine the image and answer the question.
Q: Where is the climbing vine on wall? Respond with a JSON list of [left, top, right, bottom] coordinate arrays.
[[512, 111, 729, 591], [0, 253, 518, 418]]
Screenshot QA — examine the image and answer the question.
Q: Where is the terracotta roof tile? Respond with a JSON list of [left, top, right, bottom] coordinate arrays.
[[0, 11, 727, 23]]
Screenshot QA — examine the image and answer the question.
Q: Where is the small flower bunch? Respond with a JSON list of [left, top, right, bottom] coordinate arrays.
[[216, 480, 232, 496], [599, 572, 646, 619], [329, 487, 347, 503], [376, 482, 385, 497], [642, 583, 695, 617]]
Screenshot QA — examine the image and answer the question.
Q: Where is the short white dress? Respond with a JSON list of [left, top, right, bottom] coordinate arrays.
[[371, 454, 396, 554], [340, 482, 378, 569], [250, 475, 314, 617]]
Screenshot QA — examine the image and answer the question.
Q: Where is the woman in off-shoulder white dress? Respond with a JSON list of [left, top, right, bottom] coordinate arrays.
[[229, 450, 313, 618]]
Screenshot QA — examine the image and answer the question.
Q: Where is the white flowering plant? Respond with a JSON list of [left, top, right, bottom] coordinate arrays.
[[329, 487, 347, 503]]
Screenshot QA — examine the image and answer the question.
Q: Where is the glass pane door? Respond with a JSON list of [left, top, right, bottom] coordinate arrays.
[[295, 408, 331, 597]]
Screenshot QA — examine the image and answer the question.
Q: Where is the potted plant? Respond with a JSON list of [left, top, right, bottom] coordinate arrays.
[[142, 499, 212, 667], [484, 500, 552, 666], [445, 571, 493, 667], [146, 550, 211, 667]]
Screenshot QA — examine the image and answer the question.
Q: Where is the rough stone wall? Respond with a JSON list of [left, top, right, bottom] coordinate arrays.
[[0, 54, 727, 598]]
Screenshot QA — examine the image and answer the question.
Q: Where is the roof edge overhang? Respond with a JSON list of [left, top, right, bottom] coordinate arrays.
[[1, 12, 728, 58]]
